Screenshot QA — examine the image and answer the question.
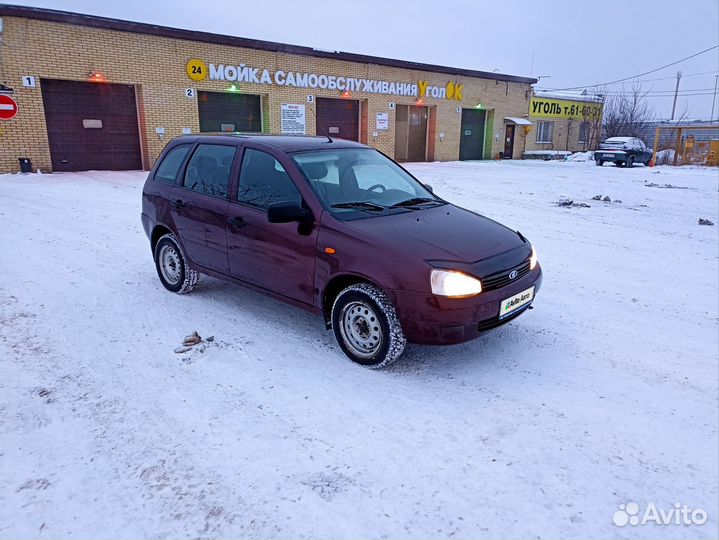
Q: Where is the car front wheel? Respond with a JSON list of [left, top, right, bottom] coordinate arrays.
[[331, 283, 406, 369], [595, 159, 603, 166], [154, 233, 199, 294]]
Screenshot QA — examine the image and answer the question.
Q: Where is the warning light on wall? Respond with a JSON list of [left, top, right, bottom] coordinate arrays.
[[88, 70, 106, 82], [227, 84, 239, 92], [340, 90, 351, 98], [474, 103, 484, 109], [415, 97, 425, 105]]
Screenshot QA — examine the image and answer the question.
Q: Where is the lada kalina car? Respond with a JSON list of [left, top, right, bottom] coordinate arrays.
[[141, 135, 542, 368]]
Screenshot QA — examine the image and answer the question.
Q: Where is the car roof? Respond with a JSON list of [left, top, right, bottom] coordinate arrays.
[[605, 137, 635, 142], [173, 133, 368, 153]]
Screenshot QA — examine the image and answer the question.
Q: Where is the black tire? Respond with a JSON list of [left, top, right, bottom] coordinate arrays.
[[154, 233, 199, 294], [626, 156, 635, 168], [331, 283, 406, 369], [617, 161, 625, 167], [595, 159, 603, 167]]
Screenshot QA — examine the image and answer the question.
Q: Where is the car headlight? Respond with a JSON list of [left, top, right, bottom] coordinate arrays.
[[430, 269, 482, 298], [530, 245, 538, 270]]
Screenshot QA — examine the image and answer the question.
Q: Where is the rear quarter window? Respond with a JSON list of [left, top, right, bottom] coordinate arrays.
[[155, 145, 191, 184]]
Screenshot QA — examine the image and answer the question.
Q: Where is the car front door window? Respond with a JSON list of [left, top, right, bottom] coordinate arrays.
[[237, 148, 302, 209]]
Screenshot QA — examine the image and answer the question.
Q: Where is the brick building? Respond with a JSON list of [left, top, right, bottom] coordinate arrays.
[[0, 5, 537, 173], [525, 90, 604, 154]]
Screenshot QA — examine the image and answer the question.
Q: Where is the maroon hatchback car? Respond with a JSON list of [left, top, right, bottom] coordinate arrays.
[[141, 134, 542, 368]]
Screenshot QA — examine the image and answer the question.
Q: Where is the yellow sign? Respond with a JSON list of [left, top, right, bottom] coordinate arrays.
[[417, 80, 463, 101], [186, 59, 208, 82], [530, 97, 602, 120]]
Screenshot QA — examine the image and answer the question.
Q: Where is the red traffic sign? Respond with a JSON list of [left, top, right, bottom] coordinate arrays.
[[0, 95, 18, 120]]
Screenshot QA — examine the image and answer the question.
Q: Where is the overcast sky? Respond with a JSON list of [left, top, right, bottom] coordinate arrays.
[[9, 0, 719, 119]]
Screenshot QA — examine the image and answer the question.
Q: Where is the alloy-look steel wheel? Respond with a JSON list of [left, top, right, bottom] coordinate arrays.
[[153, 233, 199, 294], [340, 300, 383, 359], [331, 283, 406, 368]]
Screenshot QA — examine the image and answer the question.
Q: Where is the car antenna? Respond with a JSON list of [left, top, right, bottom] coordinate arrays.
[[307, 102, 333, 142]]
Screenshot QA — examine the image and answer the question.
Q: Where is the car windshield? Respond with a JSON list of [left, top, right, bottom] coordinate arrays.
[[292, 148, 441, 216]]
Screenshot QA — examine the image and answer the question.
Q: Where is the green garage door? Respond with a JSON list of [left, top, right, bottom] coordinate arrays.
[[459, 109, 486, 160], [198, 91, 262, 133]]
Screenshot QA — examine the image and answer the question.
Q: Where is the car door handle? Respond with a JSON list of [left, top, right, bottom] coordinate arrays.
[[228, 216, 247, 228], [172, 199, 189, 210]]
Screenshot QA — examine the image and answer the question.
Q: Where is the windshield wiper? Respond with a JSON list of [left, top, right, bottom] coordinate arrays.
[[389, 197, 440, 209], [331, 201, 386, 212]]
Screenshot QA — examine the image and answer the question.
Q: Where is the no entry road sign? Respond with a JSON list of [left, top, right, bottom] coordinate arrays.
[[0, 95, 18, 120]]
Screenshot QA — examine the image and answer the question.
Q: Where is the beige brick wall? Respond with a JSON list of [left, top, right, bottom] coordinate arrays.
[[524, 117, 589, 153], [0, 16, 533, 172]]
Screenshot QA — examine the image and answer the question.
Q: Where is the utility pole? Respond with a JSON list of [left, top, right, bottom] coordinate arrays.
[[670, 71, 682, 121], [712, 74, 718, 123]]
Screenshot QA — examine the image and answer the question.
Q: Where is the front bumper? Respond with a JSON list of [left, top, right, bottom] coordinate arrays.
[[388, 265, 542, 345]]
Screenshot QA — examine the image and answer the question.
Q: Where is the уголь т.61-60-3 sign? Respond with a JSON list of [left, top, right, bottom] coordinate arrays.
[[530, 97, 603, 120]]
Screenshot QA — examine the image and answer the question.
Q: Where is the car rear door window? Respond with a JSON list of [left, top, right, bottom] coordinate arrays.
[[238, 148, 302, 209], [155, 144, 191, 184], [183, 144, 236, 198]]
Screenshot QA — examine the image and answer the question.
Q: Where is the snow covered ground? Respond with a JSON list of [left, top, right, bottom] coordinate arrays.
[[1, 159, 717, 539]]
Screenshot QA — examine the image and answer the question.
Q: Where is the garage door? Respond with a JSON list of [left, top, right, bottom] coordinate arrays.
[[41, 79, 142, 172], [316, 98, 359, 141], [198, 91, 262, 133], [459, 109, 486, 160]]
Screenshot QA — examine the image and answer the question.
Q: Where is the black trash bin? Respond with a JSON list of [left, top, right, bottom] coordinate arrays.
[[18, 158, 33, 173]]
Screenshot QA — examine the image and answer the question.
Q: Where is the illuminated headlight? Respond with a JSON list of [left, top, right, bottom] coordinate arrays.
[[430, 269, 482, 298], [530, 245, 538, 270]]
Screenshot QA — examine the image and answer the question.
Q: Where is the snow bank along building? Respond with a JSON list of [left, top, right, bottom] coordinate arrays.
[[0, 5, 538, 173], [525, 90, 604, 154]]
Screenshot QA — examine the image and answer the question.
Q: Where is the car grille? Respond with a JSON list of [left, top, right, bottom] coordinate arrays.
[[481, 260, 531, 292]]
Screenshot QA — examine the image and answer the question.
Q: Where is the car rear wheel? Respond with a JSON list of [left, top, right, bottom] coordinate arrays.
[[154, 233, 199, 294], [626, 156, 635, 168], [331, 283, 406, 369]]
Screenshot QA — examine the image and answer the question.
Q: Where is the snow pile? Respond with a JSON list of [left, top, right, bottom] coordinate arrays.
[[565, 150, 594, 162], [0, 161, 717, 539], [656, 149, 676, 165], [522, 150, 571, 160]]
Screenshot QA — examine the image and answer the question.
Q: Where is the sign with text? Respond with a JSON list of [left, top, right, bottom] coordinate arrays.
[[376, 112, 389, 131], [185, 59, 464, 101], [281, 103, 306, 135], [530, 97, 602, 120]]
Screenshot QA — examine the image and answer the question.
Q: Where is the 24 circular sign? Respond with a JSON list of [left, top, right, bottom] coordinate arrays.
[[186, 59, 208, 82]]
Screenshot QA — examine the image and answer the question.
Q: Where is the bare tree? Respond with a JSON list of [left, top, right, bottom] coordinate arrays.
[[602, 83, 655, 139]]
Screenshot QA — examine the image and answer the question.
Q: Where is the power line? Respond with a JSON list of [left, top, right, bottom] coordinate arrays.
[[599, 87, 717, 95], [642, 92, 717, 98], [537, 45, 719, 91], [631, 70, 718, 83]]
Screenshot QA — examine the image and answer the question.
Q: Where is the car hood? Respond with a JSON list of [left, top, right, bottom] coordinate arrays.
[[343, 203, 531, 274]]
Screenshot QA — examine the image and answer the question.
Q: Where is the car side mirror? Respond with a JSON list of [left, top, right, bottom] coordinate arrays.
[[423, 183, 434, 193], [267, 202, 312, 224]]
